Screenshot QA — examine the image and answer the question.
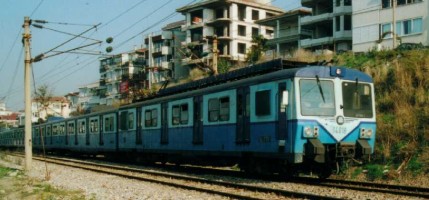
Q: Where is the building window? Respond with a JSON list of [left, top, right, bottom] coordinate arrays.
[[252, 10, 259, 20], [252, 27, 259, 37], [396, 18, 423, 36], [344, 0, 351, 6], [344, 15, 352, 31], [266, 29, 274, 38], [382, 0, 392, 8], [238, 25, 246, 36], [335, 16, 341, 31], [383, 18, 423, 37], [381, 23, 392, 38], [238, 5, 246, 21], [336, 0, 341, 7], [238, 43, 246, 54], [383, 0, 422, 8]]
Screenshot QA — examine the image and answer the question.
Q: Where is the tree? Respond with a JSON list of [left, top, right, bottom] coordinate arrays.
[[246, 35, 268, 64], [34, 84, 53, 121]]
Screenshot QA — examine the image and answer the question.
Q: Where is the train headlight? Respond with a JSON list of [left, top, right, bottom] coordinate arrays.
[[303, 126, 319, 138], [360, 128, 373, 139]]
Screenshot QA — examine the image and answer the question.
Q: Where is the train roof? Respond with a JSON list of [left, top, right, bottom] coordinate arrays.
[[121, 59, 373, 107]]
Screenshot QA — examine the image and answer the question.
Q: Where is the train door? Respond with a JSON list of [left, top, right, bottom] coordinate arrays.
[[161, 103, 168, 144], [136, 107, 142, 145], [236, 87, 250, 143], [65, 121, 69, 145], [86, 118, 90, 145], [277, 82, 287, 149], [99, 115, 104, 146], [193, 96, 203, 144]]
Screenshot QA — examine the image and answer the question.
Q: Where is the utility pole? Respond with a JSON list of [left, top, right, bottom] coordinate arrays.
[[205, 35, 218, 75], [23, 16, 33, 171], [392, 0, 397, 48], [212, 35, 218, 75]]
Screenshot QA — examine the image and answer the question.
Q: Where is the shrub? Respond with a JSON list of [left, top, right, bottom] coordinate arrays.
[[365, 164, 385, 181]]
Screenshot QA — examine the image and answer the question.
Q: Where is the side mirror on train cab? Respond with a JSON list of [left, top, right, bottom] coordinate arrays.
[[282, 91, 289, 106]]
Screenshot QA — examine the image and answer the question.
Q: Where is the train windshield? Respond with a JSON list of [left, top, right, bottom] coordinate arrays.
[[342, 82, 373, 118], [300, 79, 336, 116]]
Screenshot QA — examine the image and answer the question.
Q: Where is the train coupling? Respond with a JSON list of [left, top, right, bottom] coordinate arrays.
[[305, 138, 325, 163]]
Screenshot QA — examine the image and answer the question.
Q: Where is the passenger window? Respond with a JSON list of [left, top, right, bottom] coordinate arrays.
[[145, 109, 158, 128], [208, 97, 230, 122], [104, 116, 114, 132], [172, 104, 189, 125], [47, 126, 51, 136], [120, 111, 128, 131], [78, 121, 86, 134], [53, 126, 58, 135], [172, 106, 180, 125], [90, 119, 99, 133], [68, 123, 75, 135], [255, 90, 271, 116], [145, 111, 152, 127], [208, 99, 220, 122], [128, 112, 134, 130], [219, 97, 230, 121], [151, 109, 158, 127]]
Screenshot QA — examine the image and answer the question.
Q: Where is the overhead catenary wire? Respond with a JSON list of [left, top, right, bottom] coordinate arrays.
[[4, 47, 24, 103], [31, 0, 153, 87], [47, 0, 198, 86]]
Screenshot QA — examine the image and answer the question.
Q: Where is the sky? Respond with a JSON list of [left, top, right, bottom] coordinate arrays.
[[0, 0, 301, 112]]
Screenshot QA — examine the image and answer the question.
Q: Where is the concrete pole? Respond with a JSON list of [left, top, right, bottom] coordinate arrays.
[[392, 0, 397, 48], [23, 16, 33, 171], [212, 35, 218, 75]]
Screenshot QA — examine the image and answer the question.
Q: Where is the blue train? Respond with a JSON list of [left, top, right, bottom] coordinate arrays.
[[0, 59, 375, 178]]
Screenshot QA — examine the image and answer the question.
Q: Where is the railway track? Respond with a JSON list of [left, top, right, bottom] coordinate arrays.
[[10, 153, 341, 200], [6, 152, 429, 199]]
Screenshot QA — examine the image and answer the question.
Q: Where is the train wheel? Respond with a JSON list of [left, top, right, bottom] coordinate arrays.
[[317, 164, 333, 180]]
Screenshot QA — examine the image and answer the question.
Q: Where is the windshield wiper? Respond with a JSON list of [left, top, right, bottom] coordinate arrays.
[[316, 75, 326, 103]]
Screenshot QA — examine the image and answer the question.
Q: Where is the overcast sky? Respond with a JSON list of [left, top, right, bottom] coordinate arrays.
[[0, 0, 301, 112]]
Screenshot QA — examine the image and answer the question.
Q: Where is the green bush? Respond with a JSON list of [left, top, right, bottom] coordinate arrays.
[[365, 164, 385, 181], [407, 156, 423, 176]]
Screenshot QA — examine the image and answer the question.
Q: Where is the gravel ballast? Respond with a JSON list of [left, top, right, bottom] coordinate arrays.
[[0, 154, 426, 200]]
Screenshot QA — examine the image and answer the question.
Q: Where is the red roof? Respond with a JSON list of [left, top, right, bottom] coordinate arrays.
[[0, 113, 18, 121]]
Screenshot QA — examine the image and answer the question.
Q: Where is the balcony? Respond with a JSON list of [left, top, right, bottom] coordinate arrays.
[[300, 37, 334, 48], [162, 46, 172, 55], [301, 13, 333, 25], [161, 61, 172, 70], [206, 18, 231, 26]]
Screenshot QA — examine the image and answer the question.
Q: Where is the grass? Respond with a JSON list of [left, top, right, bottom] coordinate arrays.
[[0, 164, 88, 200]]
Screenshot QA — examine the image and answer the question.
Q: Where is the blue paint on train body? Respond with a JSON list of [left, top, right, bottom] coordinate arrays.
[[0, 60, 376, 177]]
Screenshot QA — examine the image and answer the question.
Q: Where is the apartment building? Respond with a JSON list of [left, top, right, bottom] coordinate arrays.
[[256, 9, 312, 57], [77, 82, 100, 112], [31, 97, 70, 121], [177, 0, 284, 68], [300, 0, 353, 52], [99, 49, 146, 105], [353, 0, 427, 52], [144, 21, 186, 87]]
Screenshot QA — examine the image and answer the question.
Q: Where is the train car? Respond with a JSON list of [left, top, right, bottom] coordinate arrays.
[[111, 59, 375, 178], [0, 59, 376, 178]]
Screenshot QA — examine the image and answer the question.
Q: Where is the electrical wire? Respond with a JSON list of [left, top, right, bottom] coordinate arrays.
[[0, 29, 22, 74], [30, 0, 44, 17], [4, 47, 24, 103]]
